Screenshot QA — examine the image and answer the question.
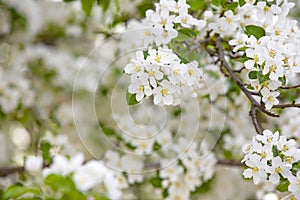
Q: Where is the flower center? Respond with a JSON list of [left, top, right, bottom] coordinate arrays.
[[275, 167, 282, 174], [252, 166, 258, 173], [253, 55, 259, 63], [138, 85, 144, 92], [161, 19, 167, 26], [135, 64, 141, 72], [269, 49, 276, 58], [267, 96, 275, 103], [161, 88, 168, 96], [155, 55, 161, 62], [269, 65, 277, 72], [148, 70, 155, 76]]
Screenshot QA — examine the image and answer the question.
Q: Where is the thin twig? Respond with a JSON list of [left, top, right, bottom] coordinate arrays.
[[217, 159, 245, 167], [280, 83, 300, 89], [0, 166, 24, 177], [233, 67, 245, 73], [273, 103, 300, 109], [215, 36, 279, 118], [249, 105, 263, 134]]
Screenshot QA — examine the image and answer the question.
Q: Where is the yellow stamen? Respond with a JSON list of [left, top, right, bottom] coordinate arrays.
[[161, 88, 168, 96], [275, 167, 282, 174], [138, 85, 144, 93], [181, 17, 187, 24], [275, 29, 281, 36], [135, 64, 141, 72], [268, 96, 275, 103], [252, 166, 259, 173], [162, 31, 168, 38], [148, 70, 155, 76], [161, 19, 167, 26], [155, 55, 161, 62], [269, 49, 276, 58], [269, 65, 277, 72], [253, 55, 259, 63], [226, 18, 232, 24]]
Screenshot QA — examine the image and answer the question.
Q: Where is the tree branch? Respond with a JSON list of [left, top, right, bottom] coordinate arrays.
[[215, 36, 279, 118], [233, 66, 245, 73], [217, 159, 245, 167], [273, 103, 300, 109], [249, 105, 263, 134], [0, 166, 24, 177], [280, 83, 300, 89]]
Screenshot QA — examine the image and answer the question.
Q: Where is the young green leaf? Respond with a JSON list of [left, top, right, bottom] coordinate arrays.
[[44, 174, 75, 193], [245, 25, 266, 39], [248, 71, 257, 79], [126, 91, 140, 106], [2, 183, 41, 200], [239, 0, 246, 7], [40, 140, 52, 165], [97, 0, 110, 13], [150, 176, 162, 188], [81, 0, 95, 16], [276, 179, 289, 192]]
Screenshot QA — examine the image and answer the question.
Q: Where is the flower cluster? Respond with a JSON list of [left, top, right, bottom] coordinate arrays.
[[125, 47, 204, 105], [242, 129, 300, 198], [105, 150, 144, 186], [134, 0, 204, 46], [227, 1, 300, 110], [25, 152, 123, 199], [0, 58, 35, 114], [158, 138, 217, 200]]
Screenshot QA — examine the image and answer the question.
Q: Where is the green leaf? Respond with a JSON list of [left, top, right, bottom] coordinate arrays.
[[237, 46, 248, 51], [272, 146, 279, 157], [99, 123, 116, 136], [188, 0, 207, 11], [81, 0, 95, 16], [235, 56, 250, 63], [143, 50, 149, 59], [44, 174, 75, 193], [152, 142, 161, 151], [257, 71, 269, 84], [150, 176, 162, 188], [137, 1, 155, 18], [239, 0, 246, 7], [212, 0, 220, 6], [126, 91, 140, 106], [162, 188, 168, 198], [2, 183, 41, 200], [179, 28, 197, 39], [224, 150, 233, 159], [174, 33, 190, 42], [177, 53, 189, 64], [173, 107, 182, 117], [220, 0, 227, 7], [191, 178, 214, 195], [248, 71, 257, 79], [97, 0, 110, 12], [61, 191, 86, 200], [245, 25, 266, 39], [40, 140, 52, 165], [225, 2, 238, 11], [93, 194, 109, 200], [276, 179, 289, 192], [279, 76, 286, 85]]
